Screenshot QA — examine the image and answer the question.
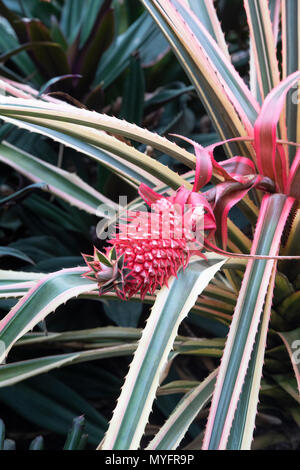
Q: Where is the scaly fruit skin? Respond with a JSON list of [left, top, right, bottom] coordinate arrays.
[[108, 237, 190, 299], [82, 190, 206, 299]]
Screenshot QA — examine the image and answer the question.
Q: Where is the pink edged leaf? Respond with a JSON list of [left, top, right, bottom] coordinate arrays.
[[270, 0, 281, 43], [187, 0, 230, 58], [168, 0, 260, 133], [202, 194, 295, 449], [100, 256, 227, 450], [277, 328, 300, 394], [244, 0, 280, 100], [254, 71, 300, 191], [0, 267, 96, 363], [172, 134, 258, 186], [218, 157, 256, 180]]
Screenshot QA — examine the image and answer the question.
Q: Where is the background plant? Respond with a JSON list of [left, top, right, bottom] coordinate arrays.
[[0, 0, 299, 451]]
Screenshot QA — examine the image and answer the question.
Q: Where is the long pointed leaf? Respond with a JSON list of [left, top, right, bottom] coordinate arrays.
[[0, 345, 136, 388], [277, 328, 300, 394], [282, 0, 300, 163], [227, 263, 277, 449], [0, 142, 117, 215], [186, 0, 229, 57], [0, 100, 191, 190], [0, 267, 96, 363], [0, 97, 196, 170], [141, 0, 259, 158], [146, 368, 218, 450], [99, 257, 227, 450]]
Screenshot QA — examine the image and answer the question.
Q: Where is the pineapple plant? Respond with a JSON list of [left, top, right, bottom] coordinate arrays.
[[0, 0, 299, 451]]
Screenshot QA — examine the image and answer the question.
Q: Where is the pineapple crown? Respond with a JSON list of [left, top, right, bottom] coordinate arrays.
[[82, 246, 131, 300]]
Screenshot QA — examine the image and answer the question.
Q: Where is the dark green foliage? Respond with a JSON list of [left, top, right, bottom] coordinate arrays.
[[0, 415, 89, 450]]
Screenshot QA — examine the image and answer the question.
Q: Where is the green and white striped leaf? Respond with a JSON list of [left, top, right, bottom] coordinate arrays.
[[0, 142, 117, 215], [0, 97, 196, 171], [5, 122, 158, 189], [157, 380, 200, 395], [16, 326, 141, 348], [0, 267, 96, 363], [202, 194, 295, 449], [0, 270, 44, 298], [146, 368, 218, 449], [4, 21, 256, 162], [0, 345, 137, 388], [99, 257, 227, 450], [0, 96, 195, 168], [141, 0, 259, 157], [244, 0, 280, 100]]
